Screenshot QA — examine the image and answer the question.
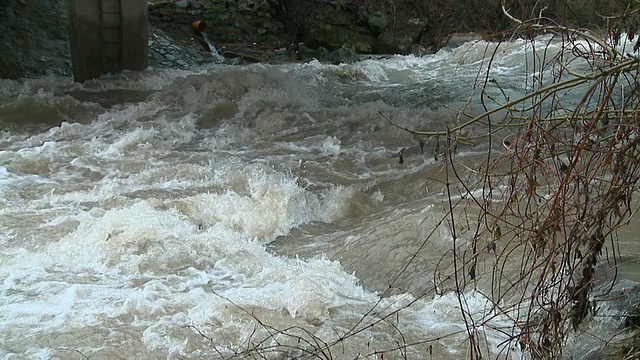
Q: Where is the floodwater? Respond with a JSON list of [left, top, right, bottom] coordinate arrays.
[[1, 35, 639, 359]]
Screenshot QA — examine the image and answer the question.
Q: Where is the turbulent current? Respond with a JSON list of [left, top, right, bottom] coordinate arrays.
[[1, 37, 639, 359]]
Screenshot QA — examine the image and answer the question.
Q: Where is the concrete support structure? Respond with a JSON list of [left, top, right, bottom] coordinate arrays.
[[67, 0, 148, 82]]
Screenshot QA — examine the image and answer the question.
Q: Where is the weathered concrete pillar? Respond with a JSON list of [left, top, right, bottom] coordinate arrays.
[[67, 0, 148, 82]]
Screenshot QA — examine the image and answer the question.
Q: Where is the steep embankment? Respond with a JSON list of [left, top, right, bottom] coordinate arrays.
[[0, 0, 428, 79], [0, 0, 627, 79], [0, 0, 70, 79]]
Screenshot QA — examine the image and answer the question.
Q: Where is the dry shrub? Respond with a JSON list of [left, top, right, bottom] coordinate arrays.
[[196, 3, 640, 359], [385, 3, 640, 359]]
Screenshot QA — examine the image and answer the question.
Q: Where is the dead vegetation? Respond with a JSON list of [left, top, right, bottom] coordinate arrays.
[[189, 2, 640, 359], [384, 2, 640, 358]]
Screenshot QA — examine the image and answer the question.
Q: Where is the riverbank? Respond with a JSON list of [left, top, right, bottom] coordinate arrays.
[[0, 0, 430, 79], [1, 0, 630, 80]]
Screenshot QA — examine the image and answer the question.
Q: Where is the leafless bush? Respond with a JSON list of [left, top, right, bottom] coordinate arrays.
[[191, 3, 640, 359], [385, 2, 640, 358]]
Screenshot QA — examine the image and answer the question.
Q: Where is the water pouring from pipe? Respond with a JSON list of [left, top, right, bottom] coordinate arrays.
[[191, 20, 224, 63]]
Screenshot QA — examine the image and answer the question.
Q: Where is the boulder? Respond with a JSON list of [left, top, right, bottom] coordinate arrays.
[[328, 46, 359, 64], [297, 44, 330, 61], [367, 11, 387, 36], [175, 0, 190, 9], [373, 32, 412, 55], [303, 20, 376, 52], [444, 33, 482, 48], [302, 22, 345, 51]]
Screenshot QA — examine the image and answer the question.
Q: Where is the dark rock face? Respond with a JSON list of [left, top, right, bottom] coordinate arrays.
[[367, 11, 387, 36], [301, 21, 374, 52], [328, 46, 359, 64], [148, 25, 214, 69], [288, 0, 422, 62], [148, 0, 285, 45], [148, 0, 289, 65], [147, 0, 416, 65], [0, 0, 431, 79], [1, 0, 624, 79], [373, 32, 412, 55], [0, 0, 71, 79], [296, 44, 330, 61]]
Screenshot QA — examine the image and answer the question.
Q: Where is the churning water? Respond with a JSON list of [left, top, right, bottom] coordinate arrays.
[[1, 36, 639, 359]]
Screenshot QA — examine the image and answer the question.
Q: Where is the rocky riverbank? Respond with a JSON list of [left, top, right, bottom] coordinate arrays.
[[0, 0, 630, 79], [0, 0, 71, 79], [0, 0, 438, 79], [147, 0, 427, 64]]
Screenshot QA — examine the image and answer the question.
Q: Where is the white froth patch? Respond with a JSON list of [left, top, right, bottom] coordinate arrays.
[[398, 291, 521, 358], [29, 163, 360, 274], [0, 122, 87, 163], [175, 166, 355, 242], [0, 165, 55, 189], [0, 269, 122, 334], [218, 256, 375, 318], [94, 109, 198, 159], [40, 160, 212, 206], [99, 126, 159, 158], [198, 123, 253, 150], [33, 201, 197, 274], [0, 195, 378, 357], [178, 189, 314, 241], [273, 134, 342, 155], [320, 135, 341, 155]]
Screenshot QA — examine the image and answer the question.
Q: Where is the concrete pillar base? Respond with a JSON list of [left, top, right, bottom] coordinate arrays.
[[67, 0, 148, 82]]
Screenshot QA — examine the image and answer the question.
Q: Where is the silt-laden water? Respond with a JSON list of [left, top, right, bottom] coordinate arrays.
[[1, 36, 639, 359]]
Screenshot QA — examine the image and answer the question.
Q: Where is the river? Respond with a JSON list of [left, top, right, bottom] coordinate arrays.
[[1, 36, 639, 359]]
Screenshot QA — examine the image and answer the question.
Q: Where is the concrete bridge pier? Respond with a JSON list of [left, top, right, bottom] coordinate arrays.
[[66, 0, 148, 82]]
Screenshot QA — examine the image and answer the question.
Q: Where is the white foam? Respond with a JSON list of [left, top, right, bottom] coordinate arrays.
[[4, 37, 596, 358], [1, 206, 381, 355], [402, 291, 522, 358]]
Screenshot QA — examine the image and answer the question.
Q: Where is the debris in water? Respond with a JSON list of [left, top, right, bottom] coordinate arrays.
[[398, 147, 406, 164]]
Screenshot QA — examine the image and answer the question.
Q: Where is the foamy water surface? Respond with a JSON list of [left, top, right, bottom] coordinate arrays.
[[1, 35, 639, 359]]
